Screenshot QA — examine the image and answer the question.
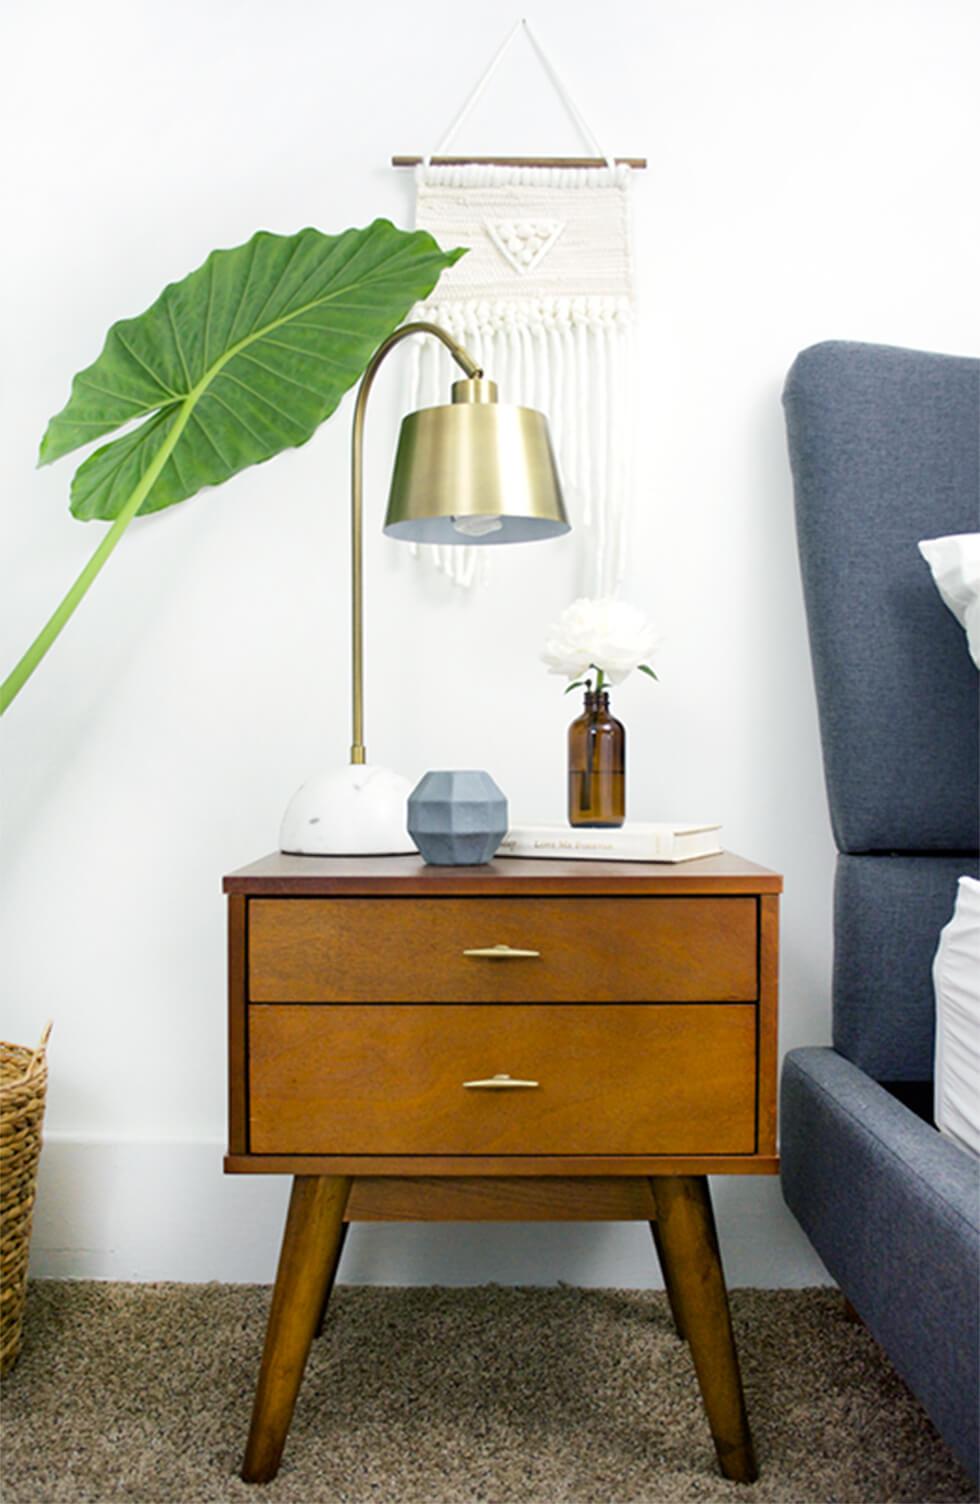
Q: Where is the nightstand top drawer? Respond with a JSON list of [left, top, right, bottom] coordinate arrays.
[[247, 895, 758, 1004], [249, 1003, 757, 1157], [225, 851, 782, 897]]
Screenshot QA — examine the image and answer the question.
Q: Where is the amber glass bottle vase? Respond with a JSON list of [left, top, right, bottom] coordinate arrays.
[[567, 688, 625, 827]]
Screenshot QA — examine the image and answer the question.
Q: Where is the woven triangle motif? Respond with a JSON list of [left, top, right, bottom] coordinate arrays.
[[484, 218, 566, 275]]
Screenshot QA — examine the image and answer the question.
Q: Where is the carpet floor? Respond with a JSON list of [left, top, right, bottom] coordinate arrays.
[[1, 1283, 975, 1504]]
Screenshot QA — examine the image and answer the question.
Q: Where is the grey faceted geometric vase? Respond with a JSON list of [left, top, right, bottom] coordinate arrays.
[[407, 770, 509, 866]]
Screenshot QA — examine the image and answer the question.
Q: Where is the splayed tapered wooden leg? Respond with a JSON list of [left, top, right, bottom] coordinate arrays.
[[649, 1220, 686, 1340], [242, 1175, 351, 1484], [314, 1219, 349, 1338], [650, 1176, 757, 1484]]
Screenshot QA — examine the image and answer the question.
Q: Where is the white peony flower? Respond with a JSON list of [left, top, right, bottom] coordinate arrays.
[[541, 598, 661, 687]]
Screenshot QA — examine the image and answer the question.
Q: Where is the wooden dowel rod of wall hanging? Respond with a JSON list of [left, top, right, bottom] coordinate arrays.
[[392, 155, 647, 169]]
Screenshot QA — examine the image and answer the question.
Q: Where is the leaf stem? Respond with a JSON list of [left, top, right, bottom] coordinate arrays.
[[0, 400, 193, 714]]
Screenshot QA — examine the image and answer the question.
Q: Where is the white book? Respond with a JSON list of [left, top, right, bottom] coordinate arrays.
[[498, 822, 723, 864]]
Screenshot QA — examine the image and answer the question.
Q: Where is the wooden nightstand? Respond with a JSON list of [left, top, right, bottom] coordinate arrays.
[[224, 851, 781, 1484]]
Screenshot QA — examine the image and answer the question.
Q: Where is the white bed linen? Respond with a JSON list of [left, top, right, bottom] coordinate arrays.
[[918, 533, 980, 668], [933, 875, 980, 1158]]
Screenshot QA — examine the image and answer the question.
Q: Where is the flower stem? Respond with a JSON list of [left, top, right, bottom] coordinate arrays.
[[0, 401, 193, 715]]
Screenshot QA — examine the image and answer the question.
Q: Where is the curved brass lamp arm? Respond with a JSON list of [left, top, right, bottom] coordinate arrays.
[[350, 322, 483, 766]]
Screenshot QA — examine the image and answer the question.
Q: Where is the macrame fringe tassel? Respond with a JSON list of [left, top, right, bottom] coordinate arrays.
[[407, 299, 633, 596]]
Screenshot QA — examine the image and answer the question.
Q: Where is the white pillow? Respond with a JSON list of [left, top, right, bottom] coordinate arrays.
[[918, 533, 980, 668], [933, 875, 980, 1159]]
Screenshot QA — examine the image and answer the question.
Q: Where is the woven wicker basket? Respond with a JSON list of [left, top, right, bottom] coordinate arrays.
[[0, 1024, 51, 1375]]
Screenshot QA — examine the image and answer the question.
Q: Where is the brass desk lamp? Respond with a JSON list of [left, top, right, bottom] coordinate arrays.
[[280, 321, 569, 855]]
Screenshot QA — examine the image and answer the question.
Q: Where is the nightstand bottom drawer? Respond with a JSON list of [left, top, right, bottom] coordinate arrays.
[[248, 1004, 757, 1156]]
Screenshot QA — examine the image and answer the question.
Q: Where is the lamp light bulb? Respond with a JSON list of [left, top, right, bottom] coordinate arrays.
[[451, 514, 504, 538]]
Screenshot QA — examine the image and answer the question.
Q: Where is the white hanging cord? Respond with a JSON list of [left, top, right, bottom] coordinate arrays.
[[521, 20, 614, 169], [426, 17, 615, 170], [426, 19, 525, 165]]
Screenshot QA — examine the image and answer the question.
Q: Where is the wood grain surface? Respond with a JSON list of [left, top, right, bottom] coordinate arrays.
[[757, 894, 780, 1156], [240, 1176, 350, 1482], [226, 851, 783, 1487], [651, 1176, 757, 1482], [225, 1153, 780, 1176], [227, 894, 248, 1155], [247, 896, 758, 1004], [225, 850, 783, 896], [344, 1176, 661, 1220], [248, 1003, 757, 1156]]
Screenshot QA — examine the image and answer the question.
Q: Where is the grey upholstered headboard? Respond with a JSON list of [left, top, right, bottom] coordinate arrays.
[[783, 340, 979, 1081]]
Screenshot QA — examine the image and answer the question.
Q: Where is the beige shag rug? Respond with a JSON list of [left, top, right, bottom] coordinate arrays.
[[1, 1283, 974, 1504]]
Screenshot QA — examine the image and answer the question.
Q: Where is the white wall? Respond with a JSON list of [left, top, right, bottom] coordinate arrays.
[[3, 0, 978, 1286]]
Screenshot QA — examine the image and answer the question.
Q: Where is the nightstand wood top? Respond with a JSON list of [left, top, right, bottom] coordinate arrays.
[[224, 850, 782, 896]]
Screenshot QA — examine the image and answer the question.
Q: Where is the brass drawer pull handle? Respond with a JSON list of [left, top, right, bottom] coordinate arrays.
[[462, 944, 541, 959], [463, 1073, 540, 1090]]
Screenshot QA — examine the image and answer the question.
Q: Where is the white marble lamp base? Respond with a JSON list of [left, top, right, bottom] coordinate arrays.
[[279, 764, 417, 856]]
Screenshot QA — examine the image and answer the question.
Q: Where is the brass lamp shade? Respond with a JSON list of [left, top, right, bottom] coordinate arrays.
[[383, 379, 569, 545]]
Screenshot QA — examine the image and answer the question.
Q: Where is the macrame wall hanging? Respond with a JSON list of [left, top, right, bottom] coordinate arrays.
[[393, 20, 644, 593]]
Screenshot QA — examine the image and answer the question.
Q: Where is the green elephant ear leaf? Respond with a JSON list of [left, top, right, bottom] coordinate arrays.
[[39, 220, 465, 520], [1, 221, 464, 716]]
